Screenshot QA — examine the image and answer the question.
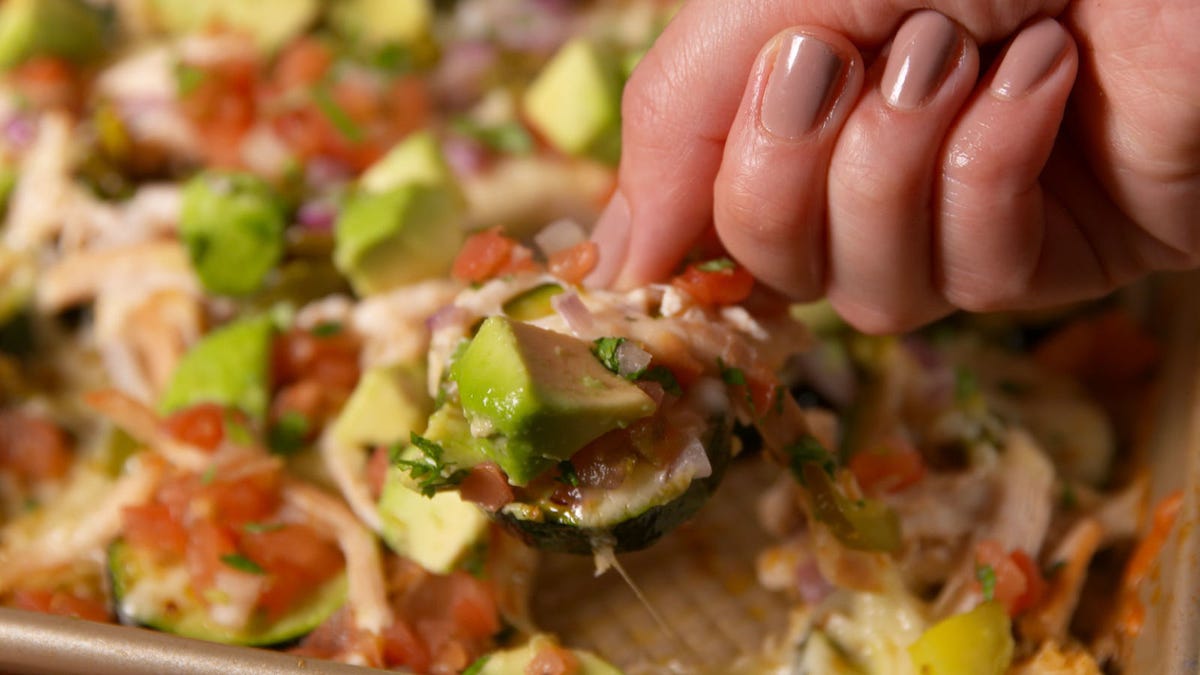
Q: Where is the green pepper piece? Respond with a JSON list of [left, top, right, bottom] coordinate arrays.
[[802, 463, 901, 552]]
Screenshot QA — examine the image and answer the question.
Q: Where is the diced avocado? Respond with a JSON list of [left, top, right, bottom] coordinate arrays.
[[333, 184, 463, 296], [420, 403, 493, 470], [378, 465, 489, 574], [359, 131, 463, 201], [0, 0, 107, 69], [148, 0, 320, 52], [502, 283, 564, 322], [476, 634, 623, 675], [523, 39, 622, 165], [109, 540, 347, 646], [332, 362, 433, 449], [179, 172, 286, 297], [328, 0, 433, 51], [450, 317, 655, 485], [160, 315, 275, 422]]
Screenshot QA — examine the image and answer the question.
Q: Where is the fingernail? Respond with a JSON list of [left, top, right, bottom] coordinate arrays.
[[881, 11, 962, 109], [992, 18, 1069, 98], [584, 190, 632, 288], [760, 32, 847, 139]]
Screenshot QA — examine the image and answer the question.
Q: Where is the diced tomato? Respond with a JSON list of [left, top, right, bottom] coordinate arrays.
[[0, 412, 72, 482], [11, 589, 110, 622], [179, 53, 259, 166], [746, 372, 781, 417], [400, 571, 500, 669], [272, 37, 334, 91], [241, 524, 342, 618], [1009, 549, 1047, 615], [367, 446, 391, 500], [672, 261, 755, 306], [8, 57, 78, 111], [1034, 308, 1159, 385], [526, 644, 581, 675], [570, 429, 633, 488], [849, 437, 926, 494], [162, 403, 226, 451], [973, 540, 1044, 617], [384, 76, 432, 142], [446, 573, 500, 639], [122, 503, 189, 559], [204, 471, 282, 528], [457, 462, 514, 512], [548, 241, 598, 285], [453, 228, 519, 283], [382, 618, 432, 673], [187, 521, 238, 591], [272, 328, 361, 388]]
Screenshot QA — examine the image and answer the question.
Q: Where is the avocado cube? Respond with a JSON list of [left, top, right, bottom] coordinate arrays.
[[523, 39, 622, 165], [333, 184, 464, 296], [160, 315, 276, 422], [479, 635, 623, 675], [148, 0, 320, 52], [450, 317, 655, 485], [332, 363, 432, 449], [360, 131, 464, 202], [179, 172, 286, 297], [378, 466, 489, 574], [0, 0, 107, 69], [328, 0, 433, 50]]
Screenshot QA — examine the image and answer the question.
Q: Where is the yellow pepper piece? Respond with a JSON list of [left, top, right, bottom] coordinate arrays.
[[908, 601, 1014, 675]]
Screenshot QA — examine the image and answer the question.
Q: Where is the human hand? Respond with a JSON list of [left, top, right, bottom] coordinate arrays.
[[586, 0, 1200, 332]]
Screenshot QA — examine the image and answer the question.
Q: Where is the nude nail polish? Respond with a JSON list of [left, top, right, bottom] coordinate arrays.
[[881, 11, 962, 109], [584, 190, 632, 288], [760, 33, 847, 139], [992, 18, 1070, 98]]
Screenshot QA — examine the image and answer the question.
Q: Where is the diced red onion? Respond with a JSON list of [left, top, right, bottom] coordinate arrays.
[[296, 200, 337, 233], [614, 339, 652, 379], [442, 135, 489, 176], [433, 41, 498, 108], [3, 115, 35, 148], [534, 218, 587, 258], [636, 380, 666, 407], [669, 436, 712, 480], [426, 305, 469, 334], [551, 292, 596, 339], [305, 157, 354, 188], [795, 558, 834, 604]]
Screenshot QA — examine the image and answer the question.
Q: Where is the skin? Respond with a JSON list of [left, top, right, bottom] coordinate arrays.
[[587, 0, 1200, 333]]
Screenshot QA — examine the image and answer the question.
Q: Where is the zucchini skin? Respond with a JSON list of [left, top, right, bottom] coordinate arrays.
[[494, 417, 732, 554], [108, 540, 347, 647]]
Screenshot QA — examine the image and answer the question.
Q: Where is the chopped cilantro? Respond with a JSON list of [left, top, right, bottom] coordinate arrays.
[[784, 435, 836, 482], [452, 117, 534, 155], [640, 366, 681, 396], [371, 42, 413, 73], [462, 656, 490, 675], [243, 522, 286, 534], [268, 411, 309, 455], [773, 385, 787, 416], [975, 563, 997, 601], [557, 461, 580, 487], [311, 321, 343, 337], [461, 541, 488, 579], [591, 336, 626, 375], [174, 62, 206, 96], [200, 463, 217, 486], [221, 553, 265, 575], [696, 257, 736, 272], [717, 357, 746, 386], [314, 85, 364, 143], [1045, 560, 1067, 577], [954, 366, 979, 404], [1060, 483, 1078, 510], [394, 433, 470, 497], [223, 413, 255, 447]]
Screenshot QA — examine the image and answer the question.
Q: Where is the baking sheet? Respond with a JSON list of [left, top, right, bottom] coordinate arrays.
[[2, 275, 1198, 674]]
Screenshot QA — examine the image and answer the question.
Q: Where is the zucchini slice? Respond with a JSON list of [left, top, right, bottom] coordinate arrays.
[[108, 541, 347, 647]]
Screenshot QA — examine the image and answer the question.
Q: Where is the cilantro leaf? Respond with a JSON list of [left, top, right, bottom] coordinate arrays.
[[717, 357, 746, 386], [394, 432, 470, 497], [452, 117, 534, 155], [314, 84, 364, 143], [462, 656, 490, 675], [557, 460, 580, 487], [174, 62, 206, 96], [976, 563, 997, 601], [221, 553, 265, 575], [268, 411, 309, 456], [243, 522, 286, 534], [200, 463, 217, 486], [639, 366, 681, 396], [311, 321, 343, 337], [954, 366, 979, 404], [592, 337, 627, 375], [784, 435, 836, 483]]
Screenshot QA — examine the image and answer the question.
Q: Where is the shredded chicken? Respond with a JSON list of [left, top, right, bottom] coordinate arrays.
[[0, 456, 163, 592], [319, 429, 383, 533], [282, 481, 392, 635], [1010, 641, 1103, 675], [3, 112, 74, 251], [352, 279, 463, 370], [84, 389, 211, 472], [58, 184, 182, 254]]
